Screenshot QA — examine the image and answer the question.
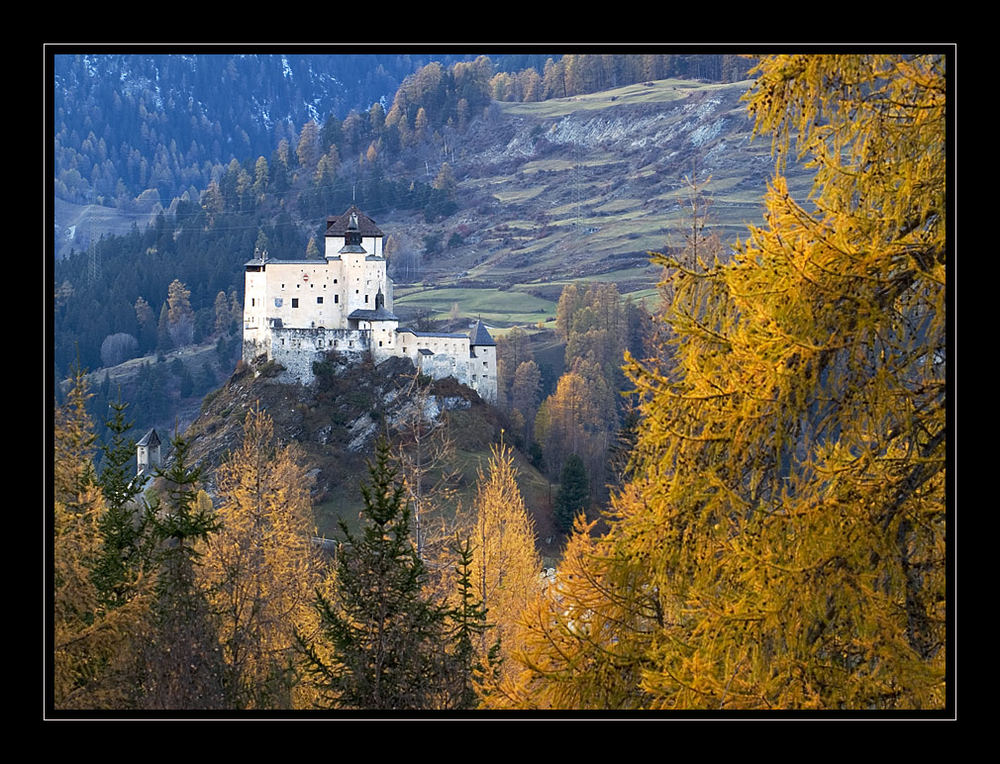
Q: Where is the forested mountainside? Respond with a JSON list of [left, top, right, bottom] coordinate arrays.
[[52, 52, 758, 380], [54, 53, 473, 213], [51, 51, 772, 485], [52, 51, 753, 256]]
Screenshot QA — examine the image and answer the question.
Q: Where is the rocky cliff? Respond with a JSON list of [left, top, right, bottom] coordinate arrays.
[[182, 352, 506, 537]]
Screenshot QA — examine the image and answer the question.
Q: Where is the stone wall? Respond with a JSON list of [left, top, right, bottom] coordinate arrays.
[[268, 327, 370, 385]]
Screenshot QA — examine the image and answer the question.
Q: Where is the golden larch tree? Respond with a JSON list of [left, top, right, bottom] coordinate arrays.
[[199, 404, 327, 709], [53, 369, 153, 709], [469, 442, 543, 704], [513, 52, 948, 711]]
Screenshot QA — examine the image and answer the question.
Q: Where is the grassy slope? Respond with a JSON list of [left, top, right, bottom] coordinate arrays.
[[389, 76, 807, 334]]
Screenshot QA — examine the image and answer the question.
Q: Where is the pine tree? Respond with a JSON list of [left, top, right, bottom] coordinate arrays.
[[553, 454, 588, 534], [138, 433, 225, 709], [443, 535, 493, 710], [298, 439, 448, 710], [92, 393, 154, 612]]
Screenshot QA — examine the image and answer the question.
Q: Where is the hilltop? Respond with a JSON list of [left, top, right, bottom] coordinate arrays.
[[180, 350, 561, 560]]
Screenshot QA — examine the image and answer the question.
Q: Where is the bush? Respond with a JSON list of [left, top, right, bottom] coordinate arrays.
[[100, 332, 139, 368]]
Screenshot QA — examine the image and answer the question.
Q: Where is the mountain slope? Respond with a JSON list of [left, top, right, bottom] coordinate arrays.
[[381, 77, 806, 328]]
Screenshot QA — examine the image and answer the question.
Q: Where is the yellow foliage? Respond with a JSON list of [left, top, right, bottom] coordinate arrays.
[[501, 510, 657, 710], [511, 53, 948, 711], [199, 405, 328, 709], [468, 442, 543, 703], [53, 370, 154, 709]]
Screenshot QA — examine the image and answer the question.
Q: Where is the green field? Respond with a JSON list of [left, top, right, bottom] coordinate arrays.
[[395, 286, 558, 327], [496, 78, 739, 118]]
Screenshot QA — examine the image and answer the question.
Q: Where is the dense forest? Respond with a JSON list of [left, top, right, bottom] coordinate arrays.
[[51, 52, 950, 714]]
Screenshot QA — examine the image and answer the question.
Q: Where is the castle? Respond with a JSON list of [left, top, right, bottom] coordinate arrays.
[[241, 206, 497, 403]]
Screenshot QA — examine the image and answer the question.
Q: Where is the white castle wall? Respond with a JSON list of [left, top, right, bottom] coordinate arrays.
[[470, 343, 497, 403]]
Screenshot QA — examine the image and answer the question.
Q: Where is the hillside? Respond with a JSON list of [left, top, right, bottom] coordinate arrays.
[[53, 57, 801, 380], [370, 78, 805, 328], [52, 58, 804, 551], [180, 351, 563, 562]]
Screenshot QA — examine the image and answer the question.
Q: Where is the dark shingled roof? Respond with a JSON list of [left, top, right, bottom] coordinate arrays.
[[325, 205, 384, 238], [469, 320, 495, 346], [348, 306, 399, 322], [136, 428, 160, 447], [397, 328, 468, 339]]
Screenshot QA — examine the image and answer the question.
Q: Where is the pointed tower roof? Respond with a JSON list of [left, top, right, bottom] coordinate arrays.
[[325, 205, 384, 238], [469, 319, 495, 347], [136, 428, 161, 448]]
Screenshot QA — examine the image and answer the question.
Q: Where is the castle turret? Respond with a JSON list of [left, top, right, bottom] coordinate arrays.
[[136, 428, 161, 479], [469, 320, 497, 403]]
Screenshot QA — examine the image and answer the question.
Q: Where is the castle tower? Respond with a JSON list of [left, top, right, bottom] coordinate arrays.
[[469, 319, 497, 403], [136, 428, 161, 478]]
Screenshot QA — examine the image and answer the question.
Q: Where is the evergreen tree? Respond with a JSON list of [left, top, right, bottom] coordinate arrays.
[[156, 303, 172, 354], [138, 433, 226, 709], [553, 453, 588, 534], [213, 291, 231, 336], [298, 439, 448, 710], [444, 535, 493, 710], [92, 393, 154, 613]]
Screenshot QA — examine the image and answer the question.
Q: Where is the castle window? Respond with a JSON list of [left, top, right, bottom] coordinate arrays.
[[334, 295, 339, 304], [365, 294, 369, 304], [292, 298, 299, 308], [274, 298, 282, 307], [317, 296, 324, 304]]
